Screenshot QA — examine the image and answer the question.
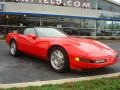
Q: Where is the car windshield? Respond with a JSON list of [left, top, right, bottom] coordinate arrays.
[[35, 27, 67, 37]]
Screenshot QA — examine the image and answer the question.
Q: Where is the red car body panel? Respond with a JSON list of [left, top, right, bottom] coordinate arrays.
[[6, 33, 118, 70]]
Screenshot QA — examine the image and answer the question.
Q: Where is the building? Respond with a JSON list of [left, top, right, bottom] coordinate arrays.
[[0, 0, 120, 37]]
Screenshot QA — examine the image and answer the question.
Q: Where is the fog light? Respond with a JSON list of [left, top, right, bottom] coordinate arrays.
[[75, 57, 80, 62], [75, 57, 91, 63], [93, 60, 106, 63]]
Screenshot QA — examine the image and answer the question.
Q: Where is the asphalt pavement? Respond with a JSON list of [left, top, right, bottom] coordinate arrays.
[[0, 40, 120, 84]]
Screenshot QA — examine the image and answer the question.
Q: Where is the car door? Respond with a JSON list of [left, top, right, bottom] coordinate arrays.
[[18, 28, 38, 55]]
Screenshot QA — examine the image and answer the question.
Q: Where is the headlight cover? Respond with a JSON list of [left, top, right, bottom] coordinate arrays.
[[75, 57, 106, 63], [92, 59, 106, 63]]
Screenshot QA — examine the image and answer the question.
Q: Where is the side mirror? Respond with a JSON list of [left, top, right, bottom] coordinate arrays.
[[27, 34, 37, 39]]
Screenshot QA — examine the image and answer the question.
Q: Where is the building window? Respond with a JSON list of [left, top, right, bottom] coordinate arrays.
[[42, 16, 62, 28], [112, 21, 120, 36], [96, 20, 113, 36], [80, 19, 96, 36]]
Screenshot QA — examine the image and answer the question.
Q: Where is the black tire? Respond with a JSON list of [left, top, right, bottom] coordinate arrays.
[[49, 47, 69, 73], [10, 40, 19, 56]]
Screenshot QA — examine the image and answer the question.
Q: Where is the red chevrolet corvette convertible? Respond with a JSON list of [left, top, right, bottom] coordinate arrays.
[[6, 27, 118, 72]]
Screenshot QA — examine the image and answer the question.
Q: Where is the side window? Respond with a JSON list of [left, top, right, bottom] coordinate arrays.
[[18, 28, 25, 34], [24, 28, 36, 35]]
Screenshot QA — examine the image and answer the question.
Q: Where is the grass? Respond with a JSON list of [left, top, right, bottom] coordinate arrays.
[[0, 36, 5, 40], [1, 76, 120, 90]]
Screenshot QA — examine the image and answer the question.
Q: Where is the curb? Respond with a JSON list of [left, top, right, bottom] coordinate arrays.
[[0, 72, 120, 89]]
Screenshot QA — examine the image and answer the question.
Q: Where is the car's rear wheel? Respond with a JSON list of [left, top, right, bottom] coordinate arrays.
[[10, 40, 19, 56], [49, 47, 69, 72]]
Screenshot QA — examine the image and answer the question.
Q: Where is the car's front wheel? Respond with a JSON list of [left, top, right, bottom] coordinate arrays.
[[10, 40, 19, 56], [49, 47, 69, 72]]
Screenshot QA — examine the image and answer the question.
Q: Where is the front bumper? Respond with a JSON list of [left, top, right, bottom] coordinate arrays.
[[69, 55, 118, 70]]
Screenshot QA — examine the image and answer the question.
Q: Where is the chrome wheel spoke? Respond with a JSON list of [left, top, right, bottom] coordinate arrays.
[[51, 50, 65, 70], [10, 42, 16, 55]]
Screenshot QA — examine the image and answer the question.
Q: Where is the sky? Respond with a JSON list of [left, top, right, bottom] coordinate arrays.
[[113, 0, 120, 4]]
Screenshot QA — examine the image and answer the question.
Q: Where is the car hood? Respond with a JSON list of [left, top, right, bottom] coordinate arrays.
[[60, 37, 116, 57]]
